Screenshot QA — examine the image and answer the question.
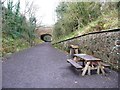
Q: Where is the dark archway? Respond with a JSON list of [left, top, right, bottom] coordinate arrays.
[[40, 34, 52, 42]]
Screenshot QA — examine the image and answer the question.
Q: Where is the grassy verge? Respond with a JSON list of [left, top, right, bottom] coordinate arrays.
[[2, 38, 43, 57]]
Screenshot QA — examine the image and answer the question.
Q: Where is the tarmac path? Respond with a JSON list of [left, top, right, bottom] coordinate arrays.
[[2, 42, 118, 88]]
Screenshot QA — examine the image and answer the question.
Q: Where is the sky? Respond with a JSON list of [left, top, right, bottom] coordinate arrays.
[[32, 0, 60, 26], [3, 0, 118, 26], [3, 0, 60, 26]]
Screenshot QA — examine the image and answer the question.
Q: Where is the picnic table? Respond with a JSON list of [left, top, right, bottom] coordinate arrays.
[[67, 54, 110, 76], [69, 44, 79, 61], [74, 54, 106, 76]]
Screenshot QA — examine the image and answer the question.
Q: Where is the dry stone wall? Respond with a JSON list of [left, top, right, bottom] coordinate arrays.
[[53, 29, 120, 70]]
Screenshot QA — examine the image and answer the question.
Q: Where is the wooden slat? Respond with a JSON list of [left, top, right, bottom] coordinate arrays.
[[74, 54, 101, 61], [98, 62, 105, 75], [101, 62, 110, 67], [67, 59, 82, 69], [82, 62, 90, 76], [70, 45, 79, 48]]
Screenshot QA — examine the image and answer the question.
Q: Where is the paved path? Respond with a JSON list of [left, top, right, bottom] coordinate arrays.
[[2, 43, 118, 88]]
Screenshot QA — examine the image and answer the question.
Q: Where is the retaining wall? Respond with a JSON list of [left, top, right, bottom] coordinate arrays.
[[53, 29, 120, 70]]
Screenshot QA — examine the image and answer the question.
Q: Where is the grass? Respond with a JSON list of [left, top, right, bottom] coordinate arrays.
[[2, 38, 44, 57]]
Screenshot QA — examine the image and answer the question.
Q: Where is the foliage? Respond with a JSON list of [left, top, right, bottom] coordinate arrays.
[[2, 0, 41, 57], [53, 2, 118, 42]]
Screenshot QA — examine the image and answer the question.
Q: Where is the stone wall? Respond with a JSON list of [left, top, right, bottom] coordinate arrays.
[[53, 29, 120, 70]]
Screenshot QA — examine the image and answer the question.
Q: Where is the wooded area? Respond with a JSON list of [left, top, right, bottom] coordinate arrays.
[[1, 0, 41, 56], [53, 2, 119, 42]]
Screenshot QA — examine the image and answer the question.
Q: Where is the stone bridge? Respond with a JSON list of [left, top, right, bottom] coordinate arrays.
[[35, 26, 53, 42]]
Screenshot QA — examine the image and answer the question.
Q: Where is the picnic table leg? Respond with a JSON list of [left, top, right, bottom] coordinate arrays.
[[98, 62, 105, 75], [82, 62, 90, 76], [97, 65, 100, 74], [70, 48, 73, 58], [75, 48, 78, 54], [73, 56, 77, 61], [88, 66, 91, 75], [73, 48, 79, 62], [97, 61, 100, 74]]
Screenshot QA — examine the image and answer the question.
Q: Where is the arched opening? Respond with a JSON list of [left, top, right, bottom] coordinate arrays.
[[40, 34, 52, 42]]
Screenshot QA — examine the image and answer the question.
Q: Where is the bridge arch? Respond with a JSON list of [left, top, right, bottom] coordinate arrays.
[[40, 34, 52, 42]]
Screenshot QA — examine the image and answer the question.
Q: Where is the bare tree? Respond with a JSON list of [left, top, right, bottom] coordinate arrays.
[[22, 0, 39, 19], [1, 0, 6, 4]]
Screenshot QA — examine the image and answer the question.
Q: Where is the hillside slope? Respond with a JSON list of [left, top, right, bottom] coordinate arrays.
[[53, 9, 118, 43]]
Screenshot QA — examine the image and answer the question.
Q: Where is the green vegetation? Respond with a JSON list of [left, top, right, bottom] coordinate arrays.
[[2, 0, 42, 57], [1, 1, 119, 56], [53, 2, 119, 43]]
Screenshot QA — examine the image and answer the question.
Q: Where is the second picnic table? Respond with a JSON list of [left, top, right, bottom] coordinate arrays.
[[74, 54, 105, 76]]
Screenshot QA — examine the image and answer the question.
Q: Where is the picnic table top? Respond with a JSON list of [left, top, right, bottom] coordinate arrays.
[[70, 45, 79, 48], [74, 54, 101, 61]]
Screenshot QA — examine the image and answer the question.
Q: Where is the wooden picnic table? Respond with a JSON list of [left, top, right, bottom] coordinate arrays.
[[74, 54, 105, 76]]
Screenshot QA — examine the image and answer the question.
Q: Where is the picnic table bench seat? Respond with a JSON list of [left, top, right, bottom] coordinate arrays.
[[67, 59, 83, 69], [101, 62, 110, 68]]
